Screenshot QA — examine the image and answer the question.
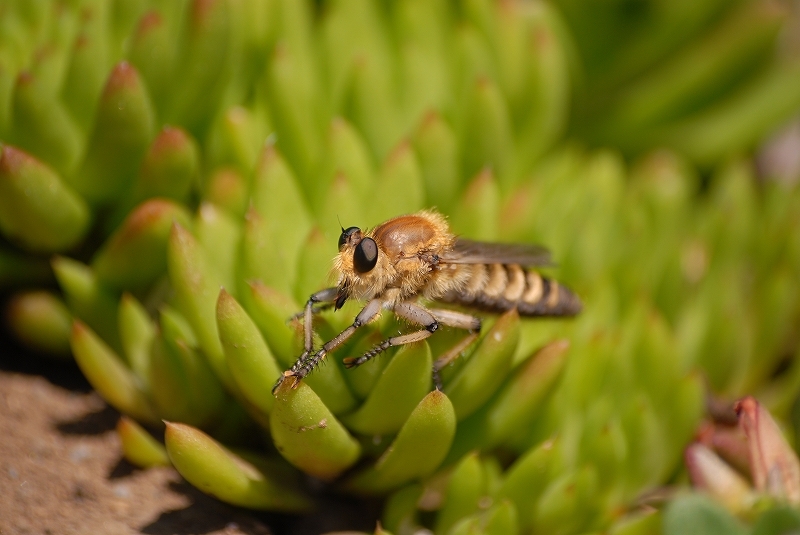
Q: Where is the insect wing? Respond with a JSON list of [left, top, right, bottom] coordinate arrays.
[[440, 238, 553, 267]]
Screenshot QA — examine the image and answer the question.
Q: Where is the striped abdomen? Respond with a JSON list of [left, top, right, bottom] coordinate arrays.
[[438, 263, 581, 316]]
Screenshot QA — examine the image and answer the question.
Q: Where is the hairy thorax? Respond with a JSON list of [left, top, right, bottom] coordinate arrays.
[[333, 211, 460, 305]]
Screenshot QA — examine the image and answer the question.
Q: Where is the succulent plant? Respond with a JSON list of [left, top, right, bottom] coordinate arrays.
[[2, 0, 800, 534], [673, 396, 800, 535]]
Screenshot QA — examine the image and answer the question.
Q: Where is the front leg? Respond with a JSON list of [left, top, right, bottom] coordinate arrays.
[[300, 287, 339, 355], [273, 298, 384, 392], [272, 287, 338, 393]]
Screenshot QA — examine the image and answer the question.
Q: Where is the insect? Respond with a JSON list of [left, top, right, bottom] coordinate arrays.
[[273, 209, 581, 393]]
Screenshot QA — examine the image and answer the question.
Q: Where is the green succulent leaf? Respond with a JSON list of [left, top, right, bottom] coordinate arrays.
[[266, 42, 322, 186], [449, 168, 500, 241], [320, 117, 375, 205], [93, 199, 192, 292], [150, 306, 229, 427], [167, 0, 233, 137], [9, 71, 82, 175], [412, 111, 460, 211], [751, 507, 800, 535], [373, 524, 394, 535], [62, 16, 113, 133], [447, 500, 519, 535], [195, 202, 241, 294], [459, 77, 513, 188], [271, 381, 361, 480], [6, 290, 72, 358], [147, 330, 194, 422], [341, 342, 433, 436], [529, 466, 600, 534], [243, 143, 312, 294], [72, 61, 156, 204], [607, 510, 663, 535], [481, 339, 569, 448], [0, 145, 89, 252], [367, 141, 425, 225], [342, 52, 401, 164], [117, 416, 169, 468], [70, 320, 158, 425], [117, 293, 154, 383], [133, 126, 199, 204], [382, 483, 425, 535], [444, 309, 520, 420], [155, 305, 228, 427], [204, 167, 248, 216], [217, 289, 280, 417], [293, 226, 336, 304], [164, 420, 313, 512], [340, 329, 391, 400], [206, 106, 263, 175], [344, 389, 456, 494], [662, 494, 748, 535], [4, 0, 800, 529], [166, 222, 234, 391], [244, 281, 301, 368], [240, 207, 295, 298], [497, 438, 563, 530], [435, 453, 485, 535], [128, 11, 175, 117], [53, 256, 121, 352]]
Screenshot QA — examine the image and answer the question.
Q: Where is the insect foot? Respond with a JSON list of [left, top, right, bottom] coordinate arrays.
[[271, 371, 300, 394]]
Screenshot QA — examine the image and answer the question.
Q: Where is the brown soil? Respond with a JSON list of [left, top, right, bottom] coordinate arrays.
[[0, 343, 380, 535]]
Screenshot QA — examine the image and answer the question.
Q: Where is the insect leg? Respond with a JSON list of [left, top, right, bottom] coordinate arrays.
[[272, 287, 338, 393], [433, 331, 480, 368], [427, 308, 482, 332], [393, 301, 439, 329], [288, 302, 334, 322], [300, 287, 339, 354], [425, 308, 482, 389], [342, 302, 439, 369], [343, 329, 436, 369], [275, 298, 383, 391]]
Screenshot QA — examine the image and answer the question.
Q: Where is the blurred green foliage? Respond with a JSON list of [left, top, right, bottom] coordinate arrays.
[[1, 0, 799, 533]]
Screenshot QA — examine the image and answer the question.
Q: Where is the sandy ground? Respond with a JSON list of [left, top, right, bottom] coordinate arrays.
[[0, 343, 380, 535]]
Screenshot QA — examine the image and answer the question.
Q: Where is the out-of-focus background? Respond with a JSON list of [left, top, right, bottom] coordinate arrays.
[[1, 1, 800, 534]]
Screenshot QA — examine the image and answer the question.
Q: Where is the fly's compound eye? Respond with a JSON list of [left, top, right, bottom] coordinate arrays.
[[338, 226, 361, 251], [353, 237, 378, 273]]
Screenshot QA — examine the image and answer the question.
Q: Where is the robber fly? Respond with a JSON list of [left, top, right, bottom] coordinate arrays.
[[273, 209, 581, 393]]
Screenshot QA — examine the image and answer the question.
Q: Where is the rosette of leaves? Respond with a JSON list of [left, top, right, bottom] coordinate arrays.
[[1, 0, 800, 533]]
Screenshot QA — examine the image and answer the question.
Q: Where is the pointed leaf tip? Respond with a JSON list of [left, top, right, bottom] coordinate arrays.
[[70, 320, 158, 425], [6, 290, 72, 358], [735, 396, 800, 504], [217, 289, 280, 416], [117, 416, 169, 468], [164, 421, 312, 512], [344, 390, 456, 494], [0, 145, 89, 252], [685, 443, 754, 513]]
